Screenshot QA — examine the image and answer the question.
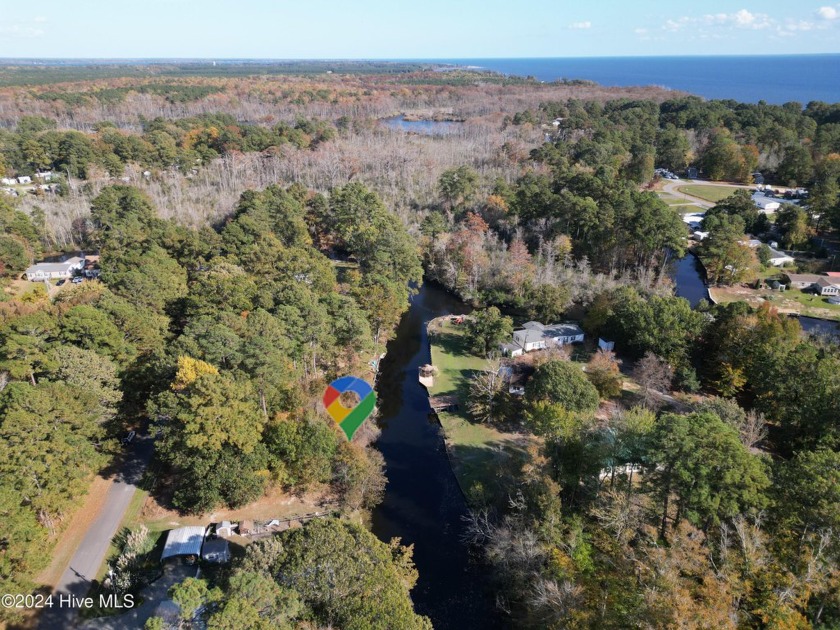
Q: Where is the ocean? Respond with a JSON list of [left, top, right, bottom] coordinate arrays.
[[425, 55, 840, 105]]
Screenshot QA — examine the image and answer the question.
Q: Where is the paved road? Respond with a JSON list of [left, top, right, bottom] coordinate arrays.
[[38, 437, 153, 630], [661, 178, 753, 210]]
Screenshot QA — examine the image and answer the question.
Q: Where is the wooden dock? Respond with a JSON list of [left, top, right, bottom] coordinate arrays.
[[429, 395, 459, 413]]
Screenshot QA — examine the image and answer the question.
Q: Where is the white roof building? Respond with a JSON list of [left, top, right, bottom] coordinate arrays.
[[161, 526, 206, 560], [752, 192, 781, 214], [24, 257, 85, 281]]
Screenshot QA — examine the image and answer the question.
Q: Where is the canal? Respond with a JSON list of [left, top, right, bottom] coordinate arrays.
[[371, 283, 502, 629]]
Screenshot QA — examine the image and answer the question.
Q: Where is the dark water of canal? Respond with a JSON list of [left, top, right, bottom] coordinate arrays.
[[371, 283, 504, 630]]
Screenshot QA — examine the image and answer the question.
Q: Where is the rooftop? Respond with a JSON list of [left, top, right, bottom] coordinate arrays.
[[161, 526, 205, 560]]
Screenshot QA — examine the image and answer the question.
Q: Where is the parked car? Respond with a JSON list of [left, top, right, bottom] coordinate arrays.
[[71, 276, 83, 284], [121, 430, 136, 447]]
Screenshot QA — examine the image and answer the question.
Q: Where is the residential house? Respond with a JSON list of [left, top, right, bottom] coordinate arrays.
[[783, 273, 823, 289], [815, 277, 840, 296], [16, 176, 31, 185], [752, 192, 781, 214], [34, 171, 52, 181], [0, 177, 16, 186], [542, 323, 585, 345], [766, 247, 794, 267], [502, 321, 585, 356], [512, 328, 546, 353], [24, 256, 85, 281]]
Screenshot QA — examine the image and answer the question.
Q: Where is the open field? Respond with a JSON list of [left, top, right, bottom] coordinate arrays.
[[427, 318, 532, 499], [677, 184, 744, 203]]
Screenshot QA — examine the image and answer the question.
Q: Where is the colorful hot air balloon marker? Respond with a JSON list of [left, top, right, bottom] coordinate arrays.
[[322, 376, 376, 440]]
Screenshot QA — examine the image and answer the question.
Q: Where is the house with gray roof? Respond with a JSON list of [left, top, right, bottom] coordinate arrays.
[[24, 256, 84, 281], [501, 321, 585, 356]]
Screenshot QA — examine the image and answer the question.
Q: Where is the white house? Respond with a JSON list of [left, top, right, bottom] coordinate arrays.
[[513, 328, 546, 353], [542, 323, 585, 345], [752, 192, 781, 214], [24, 257, 85, 281], [502, 321, 585, 356], [0, 177, 16, 186], [34, 171, 52, 181], [766, 247, 794, 267], [16, 176, 31, 185], [815, 277, 840, 296]]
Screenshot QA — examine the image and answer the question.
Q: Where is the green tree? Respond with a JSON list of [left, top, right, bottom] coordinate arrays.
[[0, 382, 107, 531], [170, 577, 222, 621], [774, 204, 811, 249], [0, 235, 31, 277], [438, 166, 479, 209], [646, 411, 769, 538], [101, 244, 187, 312], [604, 288, 705, 366], [207, 572, 304, 630], [466, 307, 513, 355], [526, 284, 572, 323], [526, 359, 600, 413], [700, 214, 758, 285], [264, 415, 338, 489], [242, 518, 431, 630]]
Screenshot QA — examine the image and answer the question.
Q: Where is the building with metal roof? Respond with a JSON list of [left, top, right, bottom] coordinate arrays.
[[161, 526, 206, 561]]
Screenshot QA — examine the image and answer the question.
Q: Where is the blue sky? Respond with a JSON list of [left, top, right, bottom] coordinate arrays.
[[0, 1, 838, 58]]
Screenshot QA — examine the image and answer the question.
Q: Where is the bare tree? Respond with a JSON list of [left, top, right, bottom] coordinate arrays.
[[632, 352, 673, 409]]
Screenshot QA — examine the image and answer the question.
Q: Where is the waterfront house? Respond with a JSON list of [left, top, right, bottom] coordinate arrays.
[[815, 277, 840, 296], [783, 273, 823, 290], [502, 321, 585, 356]]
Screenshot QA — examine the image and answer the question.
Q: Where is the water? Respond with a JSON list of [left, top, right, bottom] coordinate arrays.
[[427, 56, 840, 104], [382, 116, 463, 135], [673, 253, 708, 308], [371, 283, 500, 629]]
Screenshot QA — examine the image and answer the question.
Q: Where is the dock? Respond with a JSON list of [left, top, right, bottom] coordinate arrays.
[[428, 395, 459, 413]]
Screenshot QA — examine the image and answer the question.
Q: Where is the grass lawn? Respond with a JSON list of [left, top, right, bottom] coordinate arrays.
[[677, 184, 745, 203], [427, 319, 532, 500]]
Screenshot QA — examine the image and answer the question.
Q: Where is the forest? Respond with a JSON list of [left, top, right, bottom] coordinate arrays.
[[0, 66, 838, 629]]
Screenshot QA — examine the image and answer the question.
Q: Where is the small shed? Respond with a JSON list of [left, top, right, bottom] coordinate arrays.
[[598, 338, 615, 352], [201, 538, 230, 564], [216, 521, 234, 538], [161, 526, 206, 561]]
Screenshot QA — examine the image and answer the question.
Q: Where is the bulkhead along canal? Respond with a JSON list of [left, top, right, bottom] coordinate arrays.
[[371, 283, 503, 629]]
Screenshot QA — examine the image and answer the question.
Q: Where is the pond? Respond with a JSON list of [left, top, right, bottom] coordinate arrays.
[[381, 116, 464, 136], [371, 283, 502, 629]]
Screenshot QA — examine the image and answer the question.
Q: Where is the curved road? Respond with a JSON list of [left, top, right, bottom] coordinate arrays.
[[661, 178, 753, 209], [38, 437, 153, 630]]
